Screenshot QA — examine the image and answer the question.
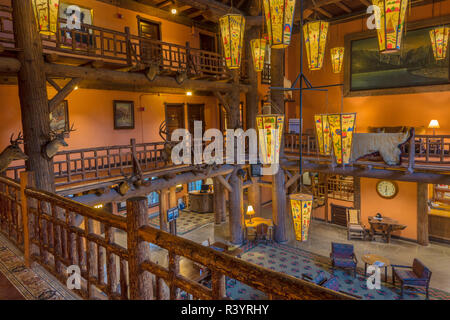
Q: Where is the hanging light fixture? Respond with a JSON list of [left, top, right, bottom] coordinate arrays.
[[330, 47, 345, 73], [263, 0, 296, 48], [430, 26, 449, 60], [32, 0, 60, 35], [314, 114, 331, 156], [219, 14, 246, 69], [256, 114, 285, 165], [289, 193, 313, 242], [304, 20, 329, 70], [327, 113, 356, 165], [250, 38, 267, 72], [371, 0, 409, 53]]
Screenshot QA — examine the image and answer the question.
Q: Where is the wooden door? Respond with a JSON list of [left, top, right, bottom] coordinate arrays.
[[331, 204, 348, 227], [187, 104, 205, 134], [138, 17, 162, 65], [165, 104, 185, 137]]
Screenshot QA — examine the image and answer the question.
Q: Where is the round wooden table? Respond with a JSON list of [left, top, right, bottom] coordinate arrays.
[[361, 254, 390, 282]]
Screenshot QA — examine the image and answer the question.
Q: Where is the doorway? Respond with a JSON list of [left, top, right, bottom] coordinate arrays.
[[137, 17, 162, 65], [187, 104, 205, 134], [165, 104, 185, 137], [199, 33, 217, 52]]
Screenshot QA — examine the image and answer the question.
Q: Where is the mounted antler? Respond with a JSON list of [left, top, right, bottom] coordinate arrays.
[[0, 132, 28, 174], [10, 132, 24, 146], [44, 123, 76, 159]]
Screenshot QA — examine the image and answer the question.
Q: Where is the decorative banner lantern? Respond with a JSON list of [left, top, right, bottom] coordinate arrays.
[[327, 113, 356, 165], [303, 20, 329, 70], [289, 193, 313, 242], [371, 0, 409, 53], [263, 0, 296, 48], [256, 114, 285, 165], [430, 26, 449, 60], [330, 47, 345, 73], [32, 0, 60, 35], [250, 38, 267, 72], [314, 114, 331, 156], [219, 14, 246, 69]]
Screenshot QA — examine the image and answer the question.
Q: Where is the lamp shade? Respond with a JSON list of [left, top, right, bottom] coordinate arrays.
[[289, 193, 313, 242], [256, 114, 285, 165], [304, 20, 329, 70], [250, 38, 267, 72], [327, 113, 357, 165], [263, 0, 296, 48], [330, 47, 345, 73], [428, 120, 440, 129], [371, 0, 409, 53], [246, 205, 255, 216], [219, 14, 246, 69], [430, 26, 449, 60], [314, 114, 331, 156], [32, 0, 60, 35]]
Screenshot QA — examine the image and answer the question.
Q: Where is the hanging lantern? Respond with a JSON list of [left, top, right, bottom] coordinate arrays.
[[314, 114, 331, 156], [256, 114, 285, 165], [327, 113, 356, 165], [303, 20, 329, 70], [430, 26, 449, 60], [371, 0, 409, 53], [250, 38, 267, 72], [289, 193, 313, 242], [32, 0, 60, 35], [219, 14, 246, 69], [330, 47, 345, 73], [263, 0, 296, 48]]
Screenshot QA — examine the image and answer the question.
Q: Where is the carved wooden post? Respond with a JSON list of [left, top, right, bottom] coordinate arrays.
[[127, 196, 154, 300], [213, 178, 226, 224], [417, 183, 429, 246], [12, 0, 55, 192]]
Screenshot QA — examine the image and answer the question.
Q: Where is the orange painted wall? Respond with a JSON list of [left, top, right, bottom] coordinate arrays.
[[361, 178, 418, 240], [286, 2, 450, 135]]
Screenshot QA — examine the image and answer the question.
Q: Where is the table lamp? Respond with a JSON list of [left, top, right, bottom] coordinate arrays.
[[246, 205, 255, 223], [428, 120, 440, 135]]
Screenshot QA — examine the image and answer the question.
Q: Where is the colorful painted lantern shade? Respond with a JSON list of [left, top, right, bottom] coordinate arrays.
[[314, 114, 331, 156], [327, 113, 356, 165], [303, 20, 329, 70], [256, 114, 285, 165], [430, 26, 449, 60], [32, 0, 60, 35], [371, 0, 409, 53], [263, 0, 296, 48], [330, 47, 345, 73], [219, 14, 246, 70], [250, 38, 267, 72], [289, 193, 313, 242]]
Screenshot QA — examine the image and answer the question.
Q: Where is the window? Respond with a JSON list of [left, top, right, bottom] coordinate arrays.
[[147, 192, 159, 207], [188, 180, 202, 192]]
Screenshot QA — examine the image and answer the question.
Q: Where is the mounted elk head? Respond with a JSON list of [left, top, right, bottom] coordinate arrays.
[[0, 132, 28, 174], [145, 63, 159, 82], [44, 123, 76, 159], [159, 120, 177, 163]]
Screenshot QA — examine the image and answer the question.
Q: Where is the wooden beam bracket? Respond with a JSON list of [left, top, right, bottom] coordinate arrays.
[[48, 77, 82, 112]]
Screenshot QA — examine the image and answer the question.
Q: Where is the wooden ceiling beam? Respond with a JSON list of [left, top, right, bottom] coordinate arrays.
[[315, 7, 333, 18], [335, 1, 352, 13], [188, 11, 204, 19], [157, 0, 173, 9]]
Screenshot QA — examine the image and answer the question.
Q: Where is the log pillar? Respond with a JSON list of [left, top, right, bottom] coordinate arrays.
[[229, 169, 244, 245], [12, 0, 55, 192], [417, 183, 429, 246], [271, 48, 289, 243], [169, 186, 177, 235], [354, 177, 361, 211], [159, 189, 169, 232], [213, 178, 226, 224], [126, 197, 153, 300]]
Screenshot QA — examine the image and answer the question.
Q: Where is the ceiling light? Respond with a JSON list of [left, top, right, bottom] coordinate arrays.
[[171, 8, 177, 14], [186, 91, 193, 96]]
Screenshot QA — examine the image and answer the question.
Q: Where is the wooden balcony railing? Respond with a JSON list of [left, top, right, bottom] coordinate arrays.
[[0, 174, 352, 300], [401, 135, 450, 164], [284, 133, 318, 156], [5, 140, 166, 188], [0, 4, 14, 49]]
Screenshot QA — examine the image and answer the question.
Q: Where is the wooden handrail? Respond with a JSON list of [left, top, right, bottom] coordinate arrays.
[[0, 174, 355, 300]]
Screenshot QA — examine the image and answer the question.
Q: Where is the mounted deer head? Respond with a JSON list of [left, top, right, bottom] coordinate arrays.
[[159, 120, 177, 163], [0, 132, 28, 174], [44, 123, 76, 159]]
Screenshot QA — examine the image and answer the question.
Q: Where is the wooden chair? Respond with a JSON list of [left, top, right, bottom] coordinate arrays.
[[255, 223, 269, 244], [392, 258, 432, 299], [346, 208, 366, 240]]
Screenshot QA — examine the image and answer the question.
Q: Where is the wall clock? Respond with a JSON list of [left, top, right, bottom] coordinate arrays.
[[376, 180, 399, 199]]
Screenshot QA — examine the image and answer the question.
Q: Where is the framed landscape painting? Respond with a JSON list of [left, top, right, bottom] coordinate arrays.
[[344, 17, 450, 96], [113, 101, 135, 129], [50, 100, 69, 134]]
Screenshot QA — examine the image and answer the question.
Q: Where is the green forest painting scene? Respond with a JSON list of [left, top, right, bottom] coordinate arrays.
[[350, 26, 450, 91]]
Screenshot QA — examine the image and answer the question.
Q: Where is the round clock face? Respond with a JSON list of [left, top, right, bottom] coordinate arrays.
[[376, 180, 398, 199]]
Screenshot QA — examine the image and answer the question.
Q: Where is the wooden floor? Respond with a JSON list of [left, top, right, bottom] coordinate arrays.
[[0, 271, 24, 300]]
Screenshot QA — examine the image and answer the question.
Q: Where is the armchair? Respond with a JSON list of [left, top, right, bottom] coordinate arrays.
[[330, 242, 358, 278], [392, 259, 432, 299]]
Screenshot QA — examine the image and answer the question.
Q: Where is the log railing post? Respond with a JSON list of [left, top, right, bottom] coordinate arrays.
[[213, 178, 226, 224], [20, 171, 33, 267], [408, 128, 415, 173], [125, 27, 132, 66], [126, 196, 153, 300]]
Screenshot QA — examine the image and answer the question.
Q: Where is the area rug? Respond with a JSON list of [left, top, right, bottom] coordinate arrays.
[[0, 233, 80, 300], [189, 242, 450, 300], [149, 210, 215, 235]]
